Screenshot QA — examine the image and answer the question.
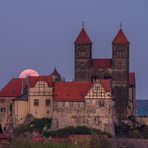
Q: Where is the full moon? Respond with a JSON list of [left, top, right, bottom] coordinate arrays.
[[19, 69, 39, 78]]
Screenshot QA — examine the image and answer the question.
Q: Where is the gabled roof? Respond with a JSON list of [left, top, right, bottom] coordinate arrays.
[[112, 28, 129, 44], [129, 72, 135, 86], [0, 78, 23, 97], [54, 82, 93, 102], [54, 80, 111, 102], [75, 28, 92, 44], [28, 75, 53, 88], [100, 80, 110, 92], [91, 59, 112, 69]]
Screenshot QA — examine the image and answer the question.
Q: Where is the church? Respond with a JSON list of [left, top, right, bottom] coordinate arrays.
[[0, 26, 136, 135], [74, 27, 136, 119]]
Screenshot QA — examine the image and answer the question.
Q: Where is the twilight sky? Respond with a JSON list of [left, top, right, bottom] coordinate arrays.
[[0, 0, 147, 99]]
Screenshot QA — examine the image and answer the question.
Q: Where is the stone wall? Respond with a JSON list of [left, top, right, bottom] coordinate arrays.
[[51, 81, 115, 135], [85, 98, 114, 135], [136, 116, 148, 126], [0, 97, 13, 132], [51, 101, 85, 130]]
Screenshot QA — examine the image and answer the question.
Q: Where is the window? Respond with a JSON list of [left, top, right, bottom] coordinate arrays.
[[99, 100, 105, 107], [47, 110, 50, 114], [104, 75, 111, 79], [46, 99, 51, 106], [34, 99, 39, 106], [1, 108, 6, 112]]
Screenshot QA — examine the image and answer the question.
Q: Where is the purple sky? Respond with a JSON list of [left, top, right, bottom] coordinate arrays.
[[0, 0, 147, 99]]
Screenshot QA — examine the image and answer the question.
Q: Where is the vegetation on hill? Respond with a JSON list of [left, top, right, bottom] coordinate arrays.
[[5, 137, 111, 148], [43, 126, 112, 138], [14, 118, 111, 138], [14, 118, 52, 135], [115, 118, 148, 139]]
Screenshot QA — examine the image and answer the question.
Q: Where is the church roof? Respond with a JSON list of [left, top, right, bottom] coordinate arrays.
[[112, 28, 129, 44], [28, 75, 53, 88], [91, 59, 112, 69], [129, 72, 135, 86], [0, 78, 23, 97], [75, 28, 92, 44], [54, 80, 110, 102]]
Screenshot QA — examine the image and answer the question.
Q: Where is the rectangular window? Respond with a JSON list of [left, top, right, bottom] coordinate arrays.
[[34, 99, 39, 106], [47, 110, 50, 114], [99, 100, 105, 107], [46, 99, 51, 106], [1, 108, 6, 112]]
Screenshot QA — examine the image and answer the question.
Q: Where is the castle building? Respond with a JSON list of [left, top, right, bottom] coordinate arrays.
[[74, 27, 136, 120], [0, 26, 136, 135]]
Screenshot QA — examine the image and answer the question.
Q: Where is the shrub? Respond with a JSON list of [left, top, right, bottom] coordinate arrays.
[[30, 118, 52, 133], [43, 126, 112, 138]]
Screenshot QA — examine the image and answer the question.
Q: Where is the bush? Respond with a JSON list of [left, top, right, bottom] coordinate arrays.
[[5, 138, 77, 148], [115, 122, 148, 139], [14, 118, 52, 135], [43, 126, 112, 138], [30, 118, 52, 133]]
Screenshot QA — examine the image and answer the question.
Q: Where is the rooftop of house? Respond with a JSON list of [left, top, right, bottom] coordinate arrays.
[[54, 80, 110, 102]]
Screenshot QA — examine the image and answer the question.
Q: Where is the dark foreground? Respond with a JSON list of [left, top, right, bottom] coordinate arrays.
[[1, 136, 148, 148]]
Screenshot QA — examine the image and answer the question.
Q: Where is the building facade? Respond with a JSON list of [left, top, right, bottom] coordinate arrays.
[[74, 27, 136, 120]]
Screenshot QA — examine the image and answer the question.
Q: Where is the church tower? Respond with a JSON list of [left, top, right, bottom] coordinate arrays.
[[74, 27, 92, 81], [112, 28, 129, 120]]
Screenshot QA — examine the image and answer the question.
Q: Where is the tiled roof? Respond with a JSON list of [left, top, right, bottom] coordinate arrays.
[[0, 78, 23, 97], [54, 80, 110, 101], [91, 59, 112, 69], [54, 82, 93, 101], [129, 72, 135, 86], [75, 28, 92, 44], [100, 80, 110, 92], [112, 28, 129, 44], [28, 75, 53, 88]]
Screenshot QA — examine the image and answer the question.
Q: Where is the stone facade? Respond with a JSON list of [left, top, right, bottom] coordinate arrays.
[[51, 81, 114, 135], [0, 97, 13, 132], [74, 28, 135, 120]]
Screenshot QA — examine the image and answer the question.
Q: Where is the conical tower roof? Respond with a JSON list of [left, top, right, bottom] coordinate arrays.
[[75, 28, 92, 44], [112, 28, 129, 44], [50, 68, 60, 76]]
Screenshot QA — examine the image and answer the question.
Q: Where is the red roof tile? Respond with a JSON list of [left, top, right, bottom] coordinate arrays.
[[129, 72, 135, 86], [100, 80, 110, 92], [0, 78, 23, 97], [54, 80, 110, 101], [91, 59, 112, 69], [28, 75, 53, 88], [112, 28, 129, 44], [75, 28, 92, 44], [54, 82, 93, 101]]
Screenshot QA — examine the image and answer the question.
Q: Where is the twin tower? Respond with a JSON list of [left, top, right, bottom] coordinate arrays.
[[74, 27, 131, 120]]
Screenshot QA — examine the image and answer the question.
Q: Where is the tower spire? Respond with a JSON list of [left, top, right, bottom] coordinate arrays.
[[82, 21, 85, 28], [120, 22, 122, 28]]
